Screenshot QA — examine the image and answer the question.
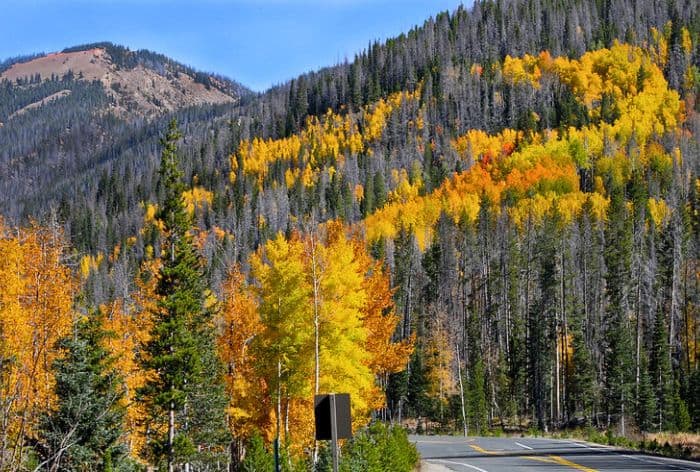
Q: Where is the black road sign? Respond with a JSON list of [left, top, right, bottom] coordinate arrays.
[[314, 393, 352, 440]]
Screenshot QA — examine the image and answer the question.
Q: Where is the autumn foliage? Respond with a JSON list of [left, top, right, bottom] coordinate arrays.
[[0, 30, 698, 469], [230, 89, 420, 189], [365, 43, 684, 249], [0, 221, 74, 469], [218, 221, 412, 452]]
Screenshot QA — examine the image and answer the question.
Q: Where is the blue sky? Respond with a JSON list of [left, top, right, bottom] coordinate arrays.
[[1, 0, 468, 92]]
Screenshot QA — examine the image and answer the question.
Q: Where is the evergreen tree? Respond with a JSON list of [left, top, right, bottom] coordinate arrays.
[[240, 432, 273, 472], [137, 120, 228, 471], [649, 308, 674, 431], [603, 188, 635, 435], [36, 312, 126, 472], [386, 368, 409, 423], [635, 349, 656, 432], [468, 358, 488, 434], [672, 380, 691, 432], [688, 368, 700, 431], [373, 172, 387, 210], [406, 347, 432, 420], [361, 172, 375, 217], [529, 217, 558, 431], [570, 320, 597, 424]]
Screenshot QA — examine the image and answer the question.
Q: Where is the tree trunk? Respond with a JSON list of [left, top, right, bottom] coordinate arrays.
[[169, 401, 175, 472], [309, 231, 321, 464], [456, 345, 468, 436]]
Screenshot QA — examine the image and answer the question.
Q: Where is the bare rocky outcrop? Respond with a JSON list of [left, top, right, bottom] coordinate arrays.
[[1, 47, 238, 118]]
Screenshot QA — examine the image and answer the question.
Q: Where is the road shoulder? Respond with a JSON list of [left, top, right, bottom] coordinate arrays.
[[562, 438, 700, 469], [419, 460, 452, 471]]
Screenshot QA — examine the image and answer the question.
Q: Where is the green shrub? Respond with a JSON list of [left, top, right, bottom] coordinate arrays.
[[488, 427, 504, 437], [280, 443, 308, 472], [648, 439, 660, 452], [340, 422, 418, 472], [315, 443, 334, 472], [585, 427, 606, 445], [240, 424, 418, 471], [242, 432, 273, 472], [662, 441, 673, 456]]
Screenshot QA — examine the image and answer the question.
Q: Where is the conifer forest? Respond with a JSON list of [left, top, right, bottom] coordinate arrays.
[[1, 0, 700, 470]]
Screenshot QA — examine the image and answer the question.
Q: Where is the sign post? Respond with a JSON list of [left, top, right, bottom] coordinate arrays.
[[273, 438, 280, 472], [330, 394, 339, 471], [315, 393, 352, 472]]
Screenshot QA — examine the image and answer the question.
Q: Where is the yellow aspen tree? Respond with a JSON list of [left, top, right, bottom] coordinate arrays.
[[358, 249, 414, 412], [249, 233, 314, 446], [0, 221, 74, 469], [100, 295, 152, 458], [218, 268, 270, 441], [316, 222, 374, 429], [221, 222, 414, 455], [0, 223, 25, 471]]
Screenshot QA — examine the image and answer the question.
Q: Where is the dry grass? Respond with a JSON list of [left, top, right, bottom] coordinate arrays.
[[644, 432, 700, 459], [1, 49, 108, 83]]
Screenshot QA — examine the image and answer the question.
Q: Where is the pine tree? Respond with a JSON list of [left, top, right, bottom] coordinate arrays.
[[688, 368, 700, 431], [241, 432, 273, 472], [138, 120, 228, 471], [361, 172, 374, 217], [468, 358, 488, 434], [373, 172, 387, 210], [36, 312, 126, 472], [406, 347, 432, 421], [649, 308, 674, 431], [570, 320, 597, 424], [603, 188, 635, 435], [672, 379, 691, 432], [529, 218, 558, 431], [635, 349, 656, 432]]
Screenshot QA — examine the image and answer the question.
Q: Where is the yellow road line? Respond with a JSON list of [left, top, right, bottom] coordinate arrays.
[[522, 455, 558, 464], [469, 444, 499, 455], [546, 455, 599, 472], [469, 444, 598, 472], [469, 443, 599, 471]]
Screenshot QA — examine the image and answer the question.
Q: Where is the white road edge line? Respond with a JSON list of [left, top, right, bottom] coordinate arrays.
[[515, 441, 533, 450], [619, 454, 674, 466], [566, 440, 699, 472], [619, 454, 700, 472], [432, 459, 490, 472], [565, 440, 614, 451], [618, 454, 698, 471]]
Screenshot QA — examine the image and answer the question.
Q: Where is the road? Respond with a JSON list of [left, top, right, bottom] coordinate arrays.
[[412, 435, 700, 472]]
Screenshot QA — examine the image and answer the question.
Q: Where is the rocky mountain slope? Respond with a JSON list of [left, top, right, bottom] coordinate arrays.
[[0, 42, 249, 217], [1, 44, 242, 120]]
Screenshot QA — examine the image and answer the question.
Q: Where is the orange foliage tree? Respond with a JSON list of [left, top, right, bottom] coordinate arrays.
[[0, 220, 74, 470], [365, 43, 685, 248], [217, 221, 412, 455]]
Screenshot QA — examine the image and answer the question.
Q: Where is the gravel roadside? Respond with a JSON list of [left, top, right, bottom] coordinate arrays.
[[419, 460, 451, 471]]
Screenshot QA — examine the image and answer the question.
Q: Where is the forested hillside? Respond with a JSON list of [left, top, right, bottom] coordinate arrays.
[[1, 0, 700, 470], [0, 43, 249, 221]]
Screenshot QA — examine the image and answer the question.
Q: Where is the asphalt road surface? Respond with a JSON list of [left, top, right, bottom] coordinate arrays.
[[412, 435, 700, 472]]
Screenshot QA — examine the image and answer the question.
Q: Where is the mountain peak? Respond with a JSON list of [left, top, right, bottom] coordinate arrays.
[[0, 43, 249, 118]]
